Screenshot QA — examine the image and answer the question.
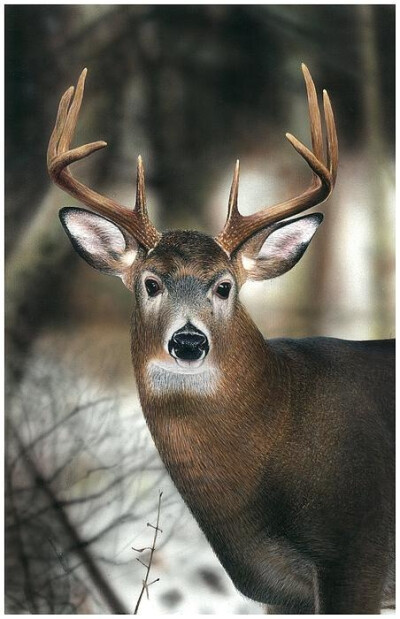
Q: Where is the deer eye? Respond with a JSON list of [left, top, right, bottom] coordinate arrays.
[[145, 278, 162, 297], [215, 281, 232, 300]]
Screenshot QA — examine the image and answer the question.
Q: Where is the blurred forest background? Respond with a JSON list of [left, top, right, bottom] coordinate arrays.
[[5, 4, 395, 614]]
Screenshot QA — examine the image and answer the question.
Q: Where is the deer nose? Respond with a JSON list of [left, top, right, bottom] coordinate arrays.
[[168, 323, 209, 362]]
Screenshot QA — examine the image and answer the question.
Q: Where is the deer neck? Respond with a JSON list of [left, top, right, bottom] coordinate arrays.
[[131, 304, 290, 527]]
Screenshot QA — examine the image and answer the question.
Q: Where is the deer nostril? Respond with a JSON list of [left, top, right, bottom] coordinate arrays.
[[169, 325, 209, 361]]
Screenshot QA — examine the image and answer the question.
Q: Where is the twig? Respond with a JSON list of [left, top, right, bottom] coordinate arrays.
[[133, 491, 163, 614]]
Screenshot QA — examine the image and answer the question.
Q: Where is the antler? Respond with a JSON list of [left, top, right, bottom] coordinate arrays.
[[215, 64, 338, 255], [47, 69, 161, 250]]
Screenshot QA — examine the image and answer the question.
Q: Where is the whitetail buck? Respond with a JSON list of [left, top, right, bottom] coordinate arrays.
[[48, 66, 394, 614]]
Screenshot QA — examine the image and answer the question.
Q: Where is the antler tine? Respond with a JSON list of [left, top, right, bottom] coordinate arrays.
[[48, 69, 161, 250], [302, 63, 324, 170], [58, 68, 87, 153], [215, 64, 338, 256], [135, 155, 147, 216], [228, 160, 240, 218], [323, 89, 338, 184], [47, 86, 75, 166]]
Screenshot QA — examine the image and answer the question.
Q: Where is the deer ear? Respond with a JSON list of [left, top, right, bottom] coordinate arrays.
[[238, 213, 323, 281], [59, 207, 139, 290]]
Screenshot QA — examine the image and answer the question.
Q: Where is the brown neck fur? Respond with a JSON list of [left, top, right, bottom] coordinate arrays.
[[131, 302, 291, 526]]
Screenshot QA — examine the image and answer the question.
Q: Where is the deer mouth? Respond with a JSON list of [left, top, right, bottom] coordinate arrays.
[[172, 352, 207, 370], [151, 355, 207, 374]]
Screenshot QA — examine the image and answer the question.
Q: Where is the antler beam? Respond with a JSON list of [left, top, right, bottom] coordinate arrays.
[[47, 69, 161, 250], [215, 64, 338, 255]]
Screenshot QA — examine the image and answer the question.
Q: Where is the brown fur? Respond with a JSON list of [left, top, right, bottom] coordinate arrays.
[[127, 231, 395, 614]]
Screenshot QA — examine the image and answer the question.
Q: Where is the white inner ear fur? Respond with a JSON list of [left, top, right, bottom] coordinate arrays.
[[241, 256, 257, 271], [257, 218, 319, 261], [120, 248, 138, 267], [67, 211, 137, 265]]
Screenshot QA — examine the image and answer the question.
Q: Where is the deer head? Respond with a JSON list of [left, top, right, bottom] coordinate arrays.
[[49, 65, 337, 396]]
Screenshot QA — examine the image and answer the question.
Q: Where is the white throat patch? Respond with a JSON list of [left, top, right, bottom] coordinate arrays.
[[146, 360, 219, 395]]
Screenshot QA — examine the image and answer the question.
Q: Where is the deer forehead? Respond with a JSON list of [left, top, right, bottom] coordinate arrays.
[[141, 230, 232, 281]]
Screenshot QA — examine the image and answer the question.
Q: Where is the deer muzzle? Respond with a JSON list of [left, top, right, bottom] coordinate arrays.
[[168, 323, 209, 363]]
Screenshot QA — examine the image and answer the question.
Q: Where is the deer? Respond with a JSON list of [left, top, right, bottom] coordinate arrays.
[[47, 65, 394, 614]]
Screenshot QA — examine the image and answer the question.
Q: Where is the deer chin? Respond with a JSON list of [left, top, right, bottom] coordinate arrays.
[[175, 357, 206, 370], [168, 348, 208, 371], [149, 356, 207, 375]]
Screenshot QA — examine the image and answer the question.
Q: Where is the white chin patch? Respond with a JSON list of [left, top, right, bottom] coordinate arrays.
[[146, 359, 218, 395], [175, 357, 205, 370]]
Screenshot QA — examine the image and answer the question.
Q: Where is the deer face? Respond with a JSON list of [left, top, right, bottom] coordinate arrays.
[[130, 231, 237, 393], [60, 208, 322, 394], [134, 231, 234, 365]]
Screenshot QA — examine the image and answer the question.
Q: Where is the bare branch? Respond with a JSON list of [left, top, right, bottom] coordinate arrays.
[[133, 491, 163, 614]]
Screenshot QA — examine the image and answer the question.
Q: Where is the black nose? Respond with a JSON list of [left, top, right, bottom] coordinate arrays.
[[168, 323, 209, 361]]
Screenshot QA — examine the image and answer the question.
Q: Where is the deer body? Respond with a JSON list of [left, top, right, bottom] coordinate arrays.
[[143, 339, 394, 612], [48, 67, 395, 613], [130, 232, 394, 614]]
